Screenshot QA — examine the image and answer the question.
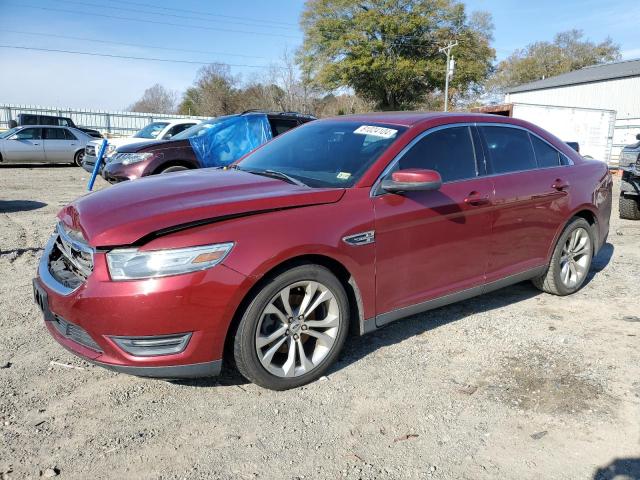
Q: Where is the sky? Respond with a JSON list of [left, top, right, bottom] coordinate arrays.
[[0, 0, 638, 111]]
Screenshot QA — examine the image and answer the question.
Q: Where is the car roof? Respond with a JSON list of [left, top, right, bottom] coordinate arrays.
[[326, 112, 527, 127], [158, 119, 201, 126]]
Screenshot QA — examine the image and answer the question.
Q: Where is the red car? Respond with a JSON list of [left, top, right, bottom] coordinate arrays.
[[33, 113, 612, 390]]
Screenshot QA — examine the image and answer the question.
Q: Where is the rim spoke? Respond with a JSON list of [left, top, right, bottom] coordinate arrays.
[[561, 263, 571, 284], [296, 339, 313, 373], [298, 282, 319, 317], [281, 337, 297, 377], [568, 262, 578, 284], [302, 289, 331, 319], [305, 312, 339, 329], [279, 287, 293, 317], [304, 328, 334, 347], [263, 304, 288, 324], [256, 324, 288, 348], [261, 336, 287, 365]]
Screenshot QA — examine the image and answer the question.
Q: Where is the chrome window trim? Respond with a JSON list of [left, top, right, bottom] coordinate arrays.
[[371, 121, 575, 197], [370, 123, 480, 197]]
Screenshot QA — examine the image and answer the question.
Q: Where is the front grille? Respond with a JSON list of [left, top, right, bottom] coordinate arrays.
[[85, 145, 96, 156], [51, 315, 102, 352], [47, 223, 94, 290]]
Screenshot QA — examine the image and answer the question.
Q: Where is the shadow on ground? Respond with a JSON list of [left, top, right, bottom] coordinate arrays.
[[0, 200, 47, 213], [172, 242, 615, 388], [593, 457, 640, 480]]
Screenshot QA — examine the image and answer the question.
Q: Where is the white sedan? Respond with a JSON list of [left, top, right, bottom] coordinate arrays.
[[0, 126, 95, 166]]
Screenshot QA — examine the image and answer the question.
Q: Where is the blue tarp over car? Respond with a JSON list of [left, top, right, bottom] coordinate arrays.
[[188, 114, 273, 168]]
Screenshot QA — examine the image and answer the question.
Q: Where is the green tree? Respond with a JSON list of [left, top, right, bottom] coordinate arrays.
[[493, 30, 620, 89], [299, 0, 495, 110]]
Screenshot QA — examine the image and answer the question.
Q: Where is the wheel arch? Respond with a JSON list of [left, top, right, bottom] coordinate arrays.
[[222, 253, 365, 363], [546, 206, 600, 262], [153, 159, 196, 175]]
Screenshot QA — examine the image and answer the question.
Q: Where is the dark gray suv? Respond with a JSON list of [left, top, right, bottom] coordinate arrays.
[[619, 134, 640, 220]]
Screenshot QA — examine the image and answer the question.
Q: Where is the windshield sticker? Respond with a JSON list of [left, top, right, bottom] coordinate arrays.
[[354, 125, 398, 138], [337, 172, 351, 180]]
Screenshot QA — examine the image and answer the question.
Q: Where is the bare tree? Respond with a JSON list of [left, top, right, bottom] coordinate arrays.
[[128, 84, 177, 114]]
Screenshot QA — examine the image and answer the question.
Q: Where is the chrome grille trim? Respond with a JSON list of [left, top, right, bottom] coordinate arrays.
[[38, 223, 94, 296]]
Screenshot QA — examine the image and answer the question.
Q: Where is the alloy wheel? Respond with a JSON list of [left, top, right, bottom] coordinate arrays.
[[255, 280, 340, 378], [559, 227, 591, 288]]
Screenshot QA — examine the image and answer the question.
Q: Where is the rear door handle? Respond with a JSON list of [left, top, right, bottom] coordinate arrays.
[[552, 178, 570, 191], [464, 191, 491, 206]]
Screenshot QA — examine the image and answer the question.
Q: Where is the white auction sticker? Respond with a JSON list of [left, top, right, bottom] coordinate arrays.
[[353, 125, 398, 138], [336, 172, 351, 180]]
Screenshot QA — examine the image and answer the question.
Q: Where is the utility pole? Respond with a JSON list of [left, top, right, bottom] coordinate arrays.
[[438, 41, 458, 112]]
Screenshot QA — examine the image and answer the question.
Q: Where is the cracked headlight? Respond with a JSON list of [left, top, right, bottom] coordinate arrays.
[[106, 243, 234, 280]]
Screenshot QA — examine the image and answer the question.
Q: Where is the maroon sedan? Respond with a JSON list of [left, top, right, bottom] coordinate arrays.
[[34, 113, 612, 390]]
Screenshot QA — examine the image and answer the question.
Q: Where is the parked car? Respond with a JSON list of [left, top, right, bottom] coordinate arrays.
[[81, 119, 200, 174], [619, 133, 640, 219], [100, 111, 315, 183], [34, 113, 612, 390], [13, 113, 102, 138], [0, 126, 95, 166]]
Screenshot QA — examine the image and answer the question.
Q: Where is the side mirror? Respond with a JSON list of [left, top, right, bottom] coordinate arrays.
[[381, 169, 442, 193], [163, 133, 173, 140], [636, 133, 640, 141]]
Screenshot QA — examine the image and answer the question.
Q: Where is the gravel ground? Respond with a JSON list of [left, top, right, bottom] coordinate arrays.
[[1, 165, 639, 480]]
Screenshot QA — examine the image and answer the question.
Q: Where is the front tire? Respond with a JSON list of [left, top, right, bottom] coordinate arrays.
[[619, 195, 640, 220], [73, 150, 85, 167], [532, 217, 594, 295], [160, 165, 188, 174], [233, 264, 350, 390]]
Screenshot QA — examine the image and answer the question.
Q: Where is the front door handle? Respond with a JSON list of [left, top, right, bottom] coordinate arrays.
[[552, 178, 570, 191], [464, 191, 491, 206]]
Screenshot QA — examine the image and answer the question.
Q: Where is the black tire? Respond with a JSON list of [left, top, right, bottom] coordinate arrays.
[[160, 165, 189, 174], [233, 264, 350, 390], [619, 195, 640, 220], [532, 217, 594, 296], [73, 150, 85, 167]]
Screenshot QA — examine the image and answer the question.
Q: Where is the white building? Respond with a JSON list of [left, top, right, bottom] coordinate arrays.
[[504, 59, 640, 160]]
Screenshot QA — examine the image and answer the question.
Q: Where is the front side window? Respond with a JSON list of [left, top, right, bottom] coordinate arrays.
[[13, 128, 41, 140], [239, 121, 407, 188], [480, 126, 537, 174], [164, 123, 195, 138], [395, 126, 477, 183], [530, 134, 561, 168], [134, 122, 169, 139]]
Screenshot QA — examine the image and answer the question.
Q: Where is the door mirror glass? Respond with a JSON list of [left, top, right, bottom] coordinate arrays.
[[636, 133, 640, 141], [381, 169, 442, 193]]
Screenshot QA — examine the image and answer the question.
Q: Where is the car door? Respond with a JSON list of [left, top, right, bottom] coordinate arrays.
[[477, 125, 572, 282], [43, 127, 77, 163], [373, 125, 494, 324], [3, 127, 44, 162]]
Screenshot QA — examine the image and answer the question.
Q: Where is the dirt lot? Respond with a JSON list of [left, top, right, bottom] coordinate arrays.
[[1, 165, 639, 480]]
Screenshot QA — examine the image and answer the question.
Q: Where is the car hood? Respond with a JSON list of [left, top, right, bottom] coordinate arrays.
[[88, 137, 158, 149], [117, 139, 190, 153], [58, 169, 345, 247]]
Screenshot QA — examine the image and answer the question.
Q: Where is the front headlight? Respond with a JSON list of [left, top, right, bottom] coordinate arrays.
[[110, 152, 153, 165], [106, 243, 234, 280]]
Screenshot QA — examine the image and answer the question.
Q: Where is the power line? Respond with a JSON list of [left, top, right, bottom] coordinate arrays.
[[56, 0, 298, 32], [0, 44, 281, 69], [7, 3, 301, 40], [3, 29, 267, 59], [104, 0, 298, 27]]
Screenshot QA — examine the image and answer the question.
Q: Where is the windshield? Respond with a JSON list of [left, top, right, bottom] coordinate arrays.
[[0, 127, 20, 139], [238, 120, 406, 188], [134, 122, 169, 139], [172, 116, 234, 140]]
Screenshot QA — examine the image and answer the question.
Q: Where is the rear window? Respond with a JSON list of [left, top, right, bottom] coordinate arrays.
[[480, 126, 537, 174], [530, 135, 561, 168]]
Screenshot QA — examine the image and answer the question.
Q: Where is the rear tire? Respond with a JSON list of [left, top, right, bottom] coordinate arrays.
[[160, 165, 188, 174], [233, 264, 350, 390], [619, 195, 640, 220], [73, 150, 84, 167], [532, 217, 594, 296]]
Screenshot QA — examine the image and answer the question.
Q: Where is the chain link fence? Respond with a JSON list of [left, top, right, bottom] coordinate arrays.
[[0, 104, 208, 137]]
